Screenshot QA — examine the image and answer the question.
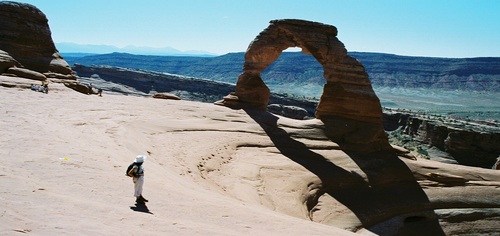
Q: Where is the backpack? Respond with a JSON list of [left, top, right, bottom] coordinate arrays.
[[126, 163, 135, 177]]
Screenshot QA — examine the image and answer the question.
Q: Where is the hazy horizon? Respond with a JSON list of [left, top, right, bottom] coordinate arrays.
[[57, 42, 500, 59], [15, 0, 500, 58]]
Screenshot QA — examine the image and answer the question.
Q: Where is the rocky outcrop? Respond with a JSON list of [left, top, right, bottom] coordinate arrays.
[[218, 19, 390, 151], [5, 67, 46, 81], [267, 104, 310, 120], [73, 64, 236, 98], [383, 110, 500, 168], [0, 49, 22, 73], [0, 1, 76, 80], [152, 93, 181, 100]]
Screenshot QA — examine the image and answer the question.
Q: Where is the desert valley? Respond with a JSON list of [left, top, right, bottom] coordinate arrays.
[[1, 2, 499, 236]]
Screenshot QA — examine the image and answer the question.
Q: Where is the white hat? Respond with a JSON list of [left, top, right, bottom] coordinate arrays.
[[134, 155, 147, 163]]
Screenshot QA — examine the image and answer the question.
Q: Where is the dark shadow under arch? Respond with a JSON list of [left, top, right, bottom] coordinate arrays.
[[244, 109, 445, 235]]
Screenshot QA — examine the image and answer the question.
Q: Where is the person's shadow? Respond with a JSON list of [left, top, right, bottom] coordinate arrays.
[[244, 109, 445, 235], [130, 202, 153, 215]]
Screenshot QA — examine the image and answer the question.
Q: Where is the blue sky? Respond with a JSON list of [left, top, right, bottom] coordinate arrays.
[[15, 0, 500, 57]]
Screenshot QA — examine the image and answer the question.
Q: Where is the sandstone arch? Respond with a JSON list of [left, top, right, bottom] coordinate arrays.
[[219, 19, 391, 151]]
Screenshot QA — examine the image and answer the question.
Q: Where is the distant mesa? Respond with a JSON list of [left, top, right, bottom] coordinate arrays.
[[0, 1, 82, 88], [218, 19, 390, 151]]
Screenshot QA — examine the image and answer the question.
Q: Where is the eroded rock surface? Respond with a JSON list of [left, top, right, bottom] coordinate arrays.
[[0, 1, 76, 80], [189, 108, 500, 235], [0, 49, 21, 72], [2, 67, 499, 236], [219, 19, 390, 151], [384, 110, 500, 168]]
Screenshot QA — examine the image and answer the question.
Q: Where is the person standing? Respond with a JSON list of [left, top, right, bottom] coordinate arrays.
[[127, 155, 148, 203]]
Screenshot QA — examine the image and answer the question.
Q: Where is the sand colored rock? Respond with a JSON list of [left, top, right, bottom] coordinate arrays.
[[1, 78, 499, 235], [0, 49, 22, 73], [0, 2, 75, 79], [152, 92, 181, 100], [5, 67, 46, 81], [219, 19, 390, 151], [267, 104, 309, 120], [221, 19, 381, 120]]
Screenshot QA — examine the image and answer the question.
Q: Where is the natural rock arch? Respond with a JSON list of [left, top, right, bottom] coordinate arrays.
[[219, 19, 391, 151]]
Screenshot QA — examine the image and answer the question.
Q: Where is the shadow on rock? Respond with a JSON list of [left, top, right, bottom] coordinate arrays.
[[244, 109, 445, 235]]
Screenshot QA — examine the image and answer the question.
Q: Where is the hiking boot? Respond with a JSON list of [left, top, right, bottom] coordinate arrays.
[[139, 195, 148, 202]]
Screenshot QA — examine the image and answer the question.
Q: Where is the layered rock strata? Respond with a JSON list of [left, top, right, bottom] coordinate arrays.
[[218, 19, 390, 151], [0, 1, 77, 82], [383, 111, 500, 168]]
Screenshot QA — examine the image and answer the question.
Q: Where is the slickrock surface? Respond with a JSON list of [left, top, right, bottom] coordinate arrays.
[[1, 76, 499, 235]]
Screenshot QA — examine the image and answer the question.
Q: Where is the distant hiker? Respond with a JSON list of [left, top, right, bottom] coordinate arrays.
[[127, 155, 148, 203], [97, 88, 103, 96]]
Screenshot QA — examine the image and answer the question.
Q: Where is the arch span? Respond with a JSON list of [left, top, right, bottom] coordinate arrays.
[[218, 19, 391, 151]]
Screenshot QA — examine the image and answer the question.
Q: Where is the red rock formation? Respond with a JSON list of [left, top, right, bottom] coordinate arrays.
[[219, 19, 390, 151], [0, 1, 75, 80]]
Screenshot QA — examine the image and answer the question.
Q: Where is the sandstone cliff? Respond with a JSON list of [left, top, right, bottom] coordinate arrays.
[[0, 1, 78, 85], [384, 109, 500, 169]]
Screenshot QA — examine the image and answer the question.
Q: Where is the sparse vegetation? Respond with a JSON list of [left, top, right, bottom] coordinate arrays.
[[387, 128, 430, 159]]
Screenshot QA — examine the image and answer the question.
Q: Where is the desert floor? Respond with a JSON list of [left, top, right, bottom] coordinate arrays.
[[0, 77, 356, 235]]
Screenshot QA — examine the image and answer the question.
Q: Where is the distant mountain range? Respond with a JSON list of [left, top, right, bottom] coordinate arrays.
[[64, 51, 500, 94], [56, 42, 217, 57], [66, 52, 500, 119], [66, 51, 500, 120]]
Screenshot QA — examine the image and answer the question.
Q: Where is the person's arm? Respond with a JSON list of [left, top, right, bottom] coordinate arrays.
[[127, 166, 138, 177]]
